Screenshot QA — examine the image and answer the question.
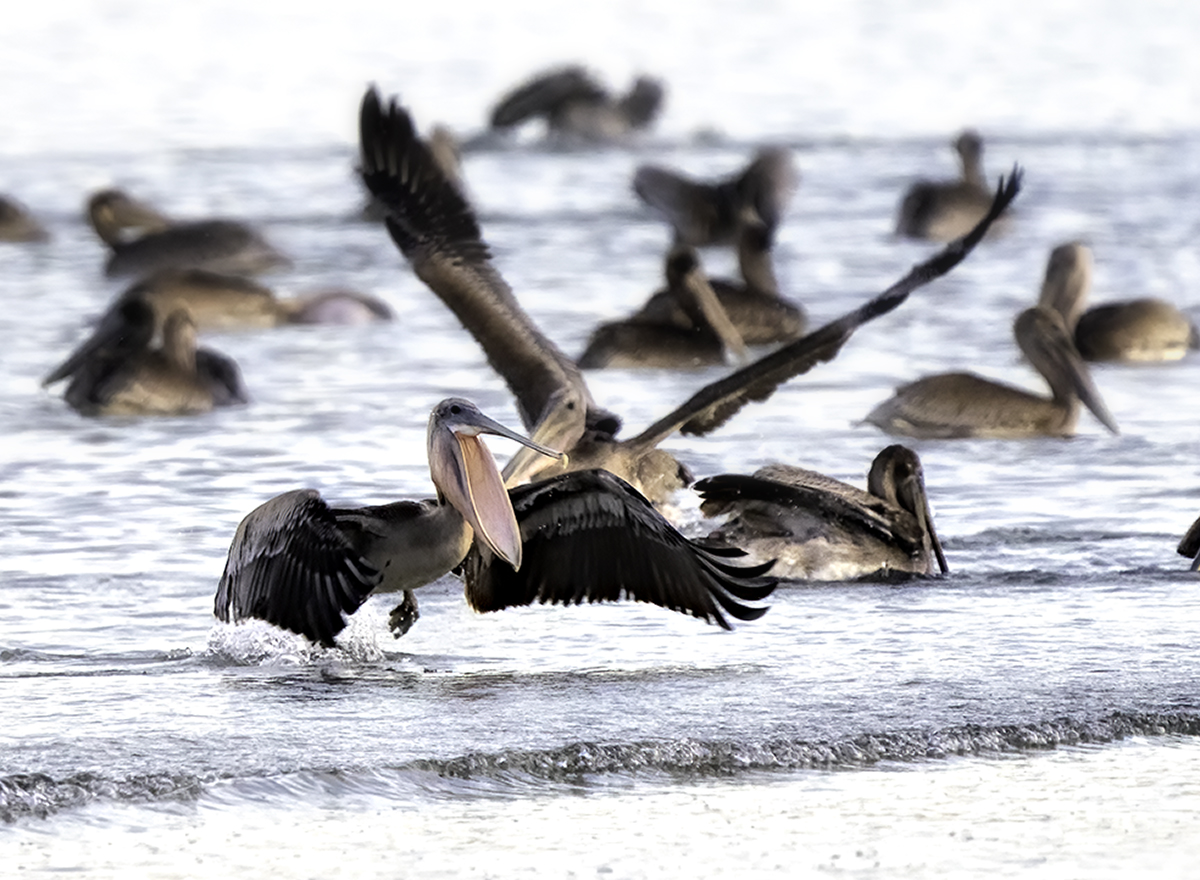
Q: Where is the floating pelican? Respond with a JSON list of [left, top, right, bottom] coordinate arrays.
[[488, 65, 664, 142], [694, 445, 948, 580], [87, 188, 291, 278], [1036, 241, 1197, 363], [864, 306, 1119, 439], [359, 87, 1021, 500], [630, 148, 806, 345], [214, 398, 777, 646], [43, 298, 247, 416], [1177, 515, 1200, 571], [576, 244, 748, 369], [895, 130, 1002, 242], [0, 194, 49, 242], [115, 268, 392, 331]]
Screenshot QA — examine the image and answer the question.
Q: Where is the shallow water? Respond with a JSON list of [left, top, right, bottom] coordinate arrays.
[[3, 1, 1200, 877]]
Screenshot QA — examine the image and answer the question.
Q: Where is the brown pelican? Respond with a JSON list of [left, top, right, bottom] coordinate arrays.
[[0, 194, 49, 242], [488, 65, 664, 142], [43, 298, 247, 416], [115, 269, 392, 331], [864, 306, 1119, 439], [87, 188, 291, 278], [630, 148, 807, 345], [694, 445, 948, 580], [1177, 515, 1200, 571], [214, 399, 777, 646], [576, 244, 749, 369], [1037, 241, 1197, 363], [895, 130, 1002, 242], [359, 86, 1022, 500]]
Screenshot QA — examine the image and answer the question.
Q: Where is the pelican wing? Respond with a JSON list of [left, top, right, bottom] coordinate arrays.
[[214, 489, 383, 647], [460, 469, 777, 628], [626, 168, 1023, 447], [489, 66, 607, 128], [359, 87, 602, 440], [694, 472, 927, 556]]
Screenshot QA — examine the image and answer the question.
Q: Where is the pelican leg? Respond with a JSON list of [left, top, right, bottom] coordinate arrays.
[[388, 590, 421, 638]]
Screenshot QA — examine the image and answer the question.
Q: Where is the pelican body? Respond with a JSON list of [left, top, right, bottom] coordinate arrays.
[[43, 299, 247, 416], [1037, 241, 1197, 363], [865, 306, 1119, 439], [489, 65, 664, 142], [695, 445, 948, 580], [87, 188, 290, 278], [214, 399, 776, 646], [577, 245, 748, 369], [358, 87, 1023, 502], [118, 269, 392, 331], [896, 130, 1000, 242]]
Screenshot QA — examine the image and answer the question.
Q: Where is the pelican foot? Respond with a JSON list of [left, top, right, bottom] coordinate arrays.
[[388, 590, 420, 638]]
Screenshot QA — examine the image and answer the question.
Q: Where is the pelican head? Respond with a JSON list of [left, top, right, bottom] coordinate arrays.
[[1015, 306, 1119, 435], [87, 188, 172, 246], [867, 445, 948, 575], [427, 398, 564, 570]]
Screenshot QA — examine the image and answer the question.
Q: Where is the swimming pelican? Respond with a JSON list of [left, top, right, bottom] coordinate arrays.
[[694, 445, 948, 580], [630, 148, 806, 345], [1177, 514, 1200, 571], [488, 65, 664, 142], [43, 298, 247, 416], [87, 188, 291, 278], [359, 87, 1021, 499], [1037, 241, 1197, 363], [864, 306, 1119, 439], [895, 130, 1002, 242], [625, 212, 806, 347], [576, 244, 749, 369], [214, 398, 777, 646], [116, 268, 392, 331], [0, 194, 49, 242]]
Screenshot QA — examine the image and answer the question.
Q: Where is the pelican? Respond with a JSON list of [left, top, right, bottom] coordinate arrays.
[[576, 244, 749, 369], [630, 148, 806, 345], [488, 65, 664, 142], [0, 194, 49, 242], [115, 268, 392, 331], [43, 298, 247, 416], [694, 445, 947, 580], [358, 87, 1021, 500], [214, 399, 777, 646], [864, 306, 1119, 439], [87, 188, 291, 278], [1036, 241, 1197, 363], [1177, 515, 1200, 571], [895, 130, 1002, 242]]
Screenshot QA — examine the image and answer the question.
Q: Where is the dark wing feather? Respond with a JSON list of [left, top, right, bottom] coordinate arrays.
[[460, 470, 776, 628], [625, 168, 1023, 447], [358, 87, 603, 435], [694, 473, 926, 557], [214, 489, 382, 647], [489, 66, 607, 128]]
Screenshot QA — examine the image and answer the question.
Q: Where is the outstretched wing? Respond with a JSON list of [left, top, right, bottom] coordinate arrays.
[[460, 469, 777, 628], [359, 87, 608, 444], [626, 168, 1024, 448], [214, 489, 382, 647]]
